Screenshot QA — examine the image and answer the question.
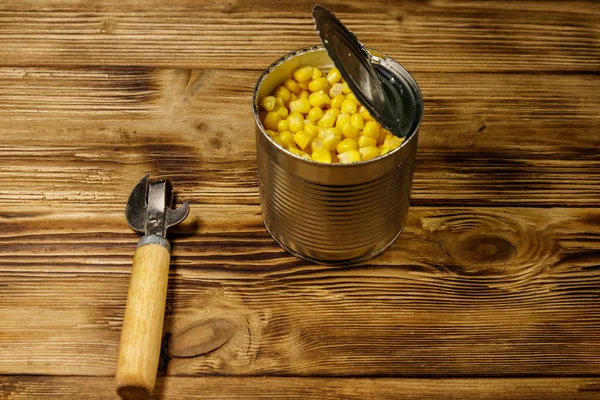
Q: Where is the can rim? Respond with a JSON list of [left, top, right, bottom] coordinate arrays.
[[252, 45, 423, 167]]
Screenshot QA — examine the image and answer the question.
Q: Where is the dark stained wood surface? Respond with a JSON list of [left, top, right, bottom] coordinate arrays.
[[0, 0, 599, 399]]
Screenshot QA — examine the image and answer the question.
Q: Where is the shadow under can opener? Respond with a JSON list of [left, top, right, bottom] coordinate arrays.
[[115, 175, 189, 400]]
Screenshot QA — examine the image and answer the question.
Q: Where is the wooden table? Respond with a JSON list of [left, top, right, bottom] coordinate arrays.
[[1, 1, 599, 399]]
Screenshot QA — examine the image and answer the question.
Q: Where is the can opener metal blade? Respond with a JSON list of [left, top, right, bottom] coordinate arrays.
[[116, 175, 189, 400]]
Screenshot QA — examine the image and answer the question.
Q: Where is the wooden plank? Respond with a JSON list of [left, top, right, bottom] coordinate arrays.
[[0, 67, 598, 207], [0, 1, 597, 72], [1, 206, 599, 376], [2, 376, 600, 400]]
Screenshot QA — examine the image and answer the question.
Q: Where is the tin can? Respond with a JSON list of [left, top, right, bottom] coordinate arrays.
[[253, 46, 423, 264]]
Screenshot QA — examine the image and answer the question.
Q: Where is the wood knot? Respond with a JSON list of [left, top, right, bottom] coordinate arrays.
[[459, 235, 514, 264], [168, 318, 235, 358]]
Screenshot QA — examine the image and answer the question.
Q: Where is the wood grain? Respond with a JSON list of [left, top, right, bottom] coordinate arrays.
[[0, 1, 597, 72], [2, 376, 600, 400], [0, 68, 598, 207], [1, 206, 599, 376]]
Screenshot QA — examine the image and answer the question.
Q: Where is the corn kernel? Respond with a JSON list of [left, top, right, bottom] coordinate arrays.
[[380, 147, 391, 156], [322, 132, 341, 151], [341, 99, 358, 114], [338, 149, 361, 164], [288, 141, 298, 150], [378, 128, 387, 145], [283, 79, 300, 94], [288, 93, 298, 105], [274, 86, 291, 103], [346, 93, 357, 103], [289, 98, 311, 114], [298, 90, 310, 100], [275, 97, 285, 107], [383, 135, 404, 151], [305, 123, 319, 138], [308, 77, 328, 93], [341, 81, 351, 94], [274, 105, 288, 119], [317, 109, 340, 128], [311, 147, 332, 163], [361, 108, 375, 121], [337, 138, 358, 154], [309, 91, 331, 108], [298, 80, 310, 90], [327, 67, 342, 85], [313, 67, 323, 80], [273, 135, 284, 147], [325, 126, 342, 137], [293, 130, 311, 150], [260, 96, 276, 111], [362, 121, 380, 139], [329, 83, 344, 98], [331, 94, 346, 110], [277, 119, 290, 133], [279, 131, 294, 147], [336, 113, 351, 129], [288, 146, 302, 156], [358, 135, 378, 148], [265, 129, 278, 138], [308, 107, 324, 124], [288, 112, 304, 133], [359, 146, 380, 161], [342, 123, 359, 139], [263, 111, 281, 131], [293, 66, 314, 83], [311, 138, 325, 152], [350, 113, 364, 130]]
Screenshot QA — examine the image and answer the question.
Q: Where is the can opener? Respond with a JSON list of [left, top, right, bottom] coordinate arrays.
[[115, 175, 189, 400]]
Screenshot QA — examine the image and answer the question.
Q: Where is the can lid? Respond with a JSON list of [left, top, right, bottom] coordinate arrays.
[[312, 4, 405, 137]]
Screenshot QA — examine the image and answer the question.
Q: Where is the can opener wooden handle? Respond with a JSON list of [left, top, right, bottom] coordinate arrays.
[[116, 175, 189, 400]]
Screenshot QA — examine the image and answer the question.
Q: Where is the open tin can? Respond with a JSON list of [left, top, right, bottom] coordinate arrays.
[[252, 44, 423, 265]]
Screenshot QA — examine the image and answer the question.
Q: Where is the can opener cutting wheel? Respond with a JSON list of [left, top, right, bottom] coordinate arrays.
[[115, 175, 189, 400]]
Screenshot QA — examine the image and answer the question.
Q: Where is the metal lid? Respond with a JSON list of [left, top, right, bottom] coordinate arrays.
[[312, 4, 405, 136]]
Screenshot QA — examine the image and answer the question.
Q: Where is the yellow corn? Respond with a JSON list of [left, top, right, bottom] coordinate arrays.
[[378, 128, 388, 145], [337, 138, 358, 154], [382, 135, 404, 151], [279, 131, 294, 147], [342, 123, 359, 139], [358, 135, 377, 148], [341, 99, 358, 114], [361, 108, 375, 121], [311, 147, 332, 163], [288, 141, 298, 150], [327, 67, 342, 85], [308, 77, 328, 93], [263, 111, 281, 131], [311, 138, 325, 152], [293, 130, 311, 150], [298, 90, 310, 100], [288, 146, 302, 156], [298, 80, 310, 90], [283, 79, 300, 94], [288, 112, 304, 133], [362, 121, 380, 139], [274, 105, 289, 119], [312, 67, 323, 80], [350, 113, 364, 130], [277, 119, 290, 133], [274, 86, 291, 103], [304, 123, 318, 139], [329, 83, 344, 98], [265, 129, 278, 138], [322, 131, 341, 151], [317, 110, 338, 128], [260, 96, 276, 111], [346, 93, 357, 103], [289, 98, 311, 114], [338, 149, 361, 164], [331, 94, 346, 110], [359, 146, 379, 161], [335, 113, 351, 129], [293, 66, 314, 83], [309, 91, 331, 108], [341, 81, 351, 94], [287, 93, 298, 105], [308, 107, 324, 124]]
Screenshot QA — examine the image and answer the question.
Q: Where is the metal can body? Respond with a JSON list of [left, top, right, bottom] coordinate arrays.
[[253, 46, 423, 264]]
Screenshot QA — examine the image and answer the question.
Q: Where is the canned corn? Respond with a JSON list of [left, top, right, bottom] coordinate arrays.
[[253, 46, 423, 264]]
